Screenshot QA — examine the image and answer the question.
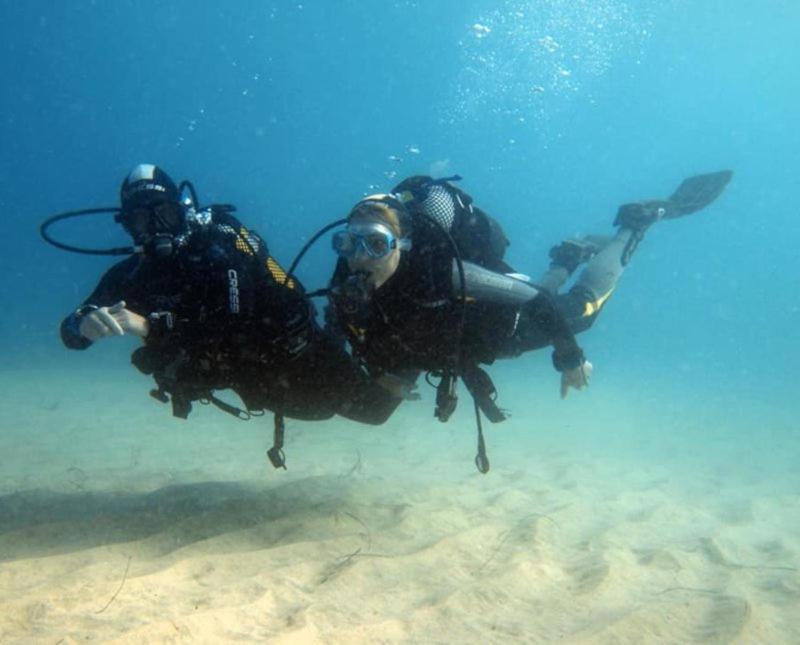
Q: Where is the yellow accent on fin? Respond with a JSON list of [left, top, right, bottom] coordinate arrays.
[[583, 288, 614, 317]]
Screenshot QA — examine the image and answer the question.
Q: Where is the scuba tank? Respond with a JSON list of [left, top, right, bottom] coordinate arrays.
[[453, 260, 539, 306]]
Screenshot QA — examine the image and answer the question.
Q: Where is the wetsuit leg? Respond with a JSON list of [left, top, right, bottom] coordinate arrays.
[[306, 336, 405, 426], [554, 229, 634, 334], [537, 235, 613, 295], [537, 265, 571, 294], [480, 229, 637, 357]]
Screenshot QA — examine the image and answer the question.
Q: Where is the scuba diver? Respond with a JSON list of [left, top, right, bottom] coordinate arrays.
[[49, 164, 403, 469], [322, 170, 733, 472]]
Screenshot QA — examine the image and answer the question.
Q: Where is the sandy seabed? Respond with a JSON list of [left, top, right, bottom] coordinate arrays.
[[0, 365, 798, 644]]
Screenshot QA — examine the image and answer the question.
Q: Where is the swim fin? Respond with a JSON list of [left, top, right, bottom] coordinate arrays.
[[667, 170, 733, 217], [614, 170, 733, 230], [613, 169, 733, 265]]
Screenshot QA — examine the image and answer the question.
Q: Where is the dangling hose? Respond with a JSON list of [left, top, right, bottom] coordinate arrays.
[[285, 218, 348, 283], [39, 179, 218, 257], [39, 207, 136, 256], [178, 180, 200, 211]]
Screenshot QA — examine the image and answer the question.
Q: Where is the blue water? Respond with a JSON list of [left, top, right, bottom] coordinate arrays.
[[0, 1, 798, 639], [1, 0, 797, 388]]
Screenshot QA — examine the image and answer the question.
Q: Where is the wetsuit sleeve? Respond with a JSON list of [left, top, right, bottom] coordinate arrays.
[[524, 291, 585, 371], [60, 260, 134, 350]]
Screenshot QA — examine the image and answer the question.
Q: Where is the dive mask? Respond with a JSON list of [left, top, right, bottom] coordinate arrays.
[[332, 222, 411, 260], [115, 201, 185, 242]]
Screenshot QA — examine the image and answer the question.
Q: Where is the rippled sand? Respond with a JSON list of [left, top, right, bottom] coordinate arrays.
[[1, 368, 798, 643]]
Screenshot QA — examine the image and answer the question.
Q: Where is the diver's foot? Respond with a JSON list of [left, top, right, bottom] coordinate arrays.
[[548, 236, 607, 274], [614, 170, 733, 233], [613, 199, 673, 233]]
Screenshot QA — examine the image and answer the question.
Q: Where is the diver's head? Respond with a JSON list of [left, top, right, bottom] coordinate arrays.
[[116, 164, 184, 247], [333, 194, 412, 289]]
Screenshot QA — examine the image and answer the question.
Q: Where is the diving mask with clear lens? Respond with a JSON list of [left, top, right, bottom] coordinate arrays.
[[332, 222, 411, 260]]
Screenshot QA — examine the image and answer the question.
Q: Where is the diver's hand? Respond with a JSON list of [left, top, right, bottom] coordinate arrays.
[[79, 301, 149, 342], [560, 360, 592, 399], [113, 302, 150, 338]]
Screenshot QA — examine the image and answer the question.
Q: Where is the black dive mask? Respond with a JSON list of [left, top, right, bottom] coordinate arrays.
[[115, 202, 188, 260], [115, 201, 186, 242]]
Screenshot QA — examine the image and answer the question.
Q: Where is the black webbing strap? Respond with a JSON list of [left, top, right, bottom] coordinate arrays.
[[434, 371, 458, 422], [473, 398, 490, 474], [461, 365, 506, 423], [206, 393, 252, 420], [267, 413, 287, 469], [621, 228, 645, 266], [431, 365, 502, 473]]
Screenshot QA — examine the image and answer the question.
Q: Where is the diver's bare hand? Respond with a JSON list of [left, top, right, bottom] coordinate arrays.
[[560, 360, 592, 399], [79, 301, 149, 341], [111, 301, 150, 338]]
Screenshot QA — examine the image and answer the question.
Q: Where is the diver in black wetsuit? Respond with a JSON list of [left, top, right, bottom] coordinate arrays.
[[324, 171, 732, 470], [58, 164, 402, 467]]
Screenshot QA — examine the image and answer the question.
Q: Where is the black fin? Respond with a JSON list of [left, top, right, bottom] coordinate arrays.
[[667, 170, 733, 217]]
